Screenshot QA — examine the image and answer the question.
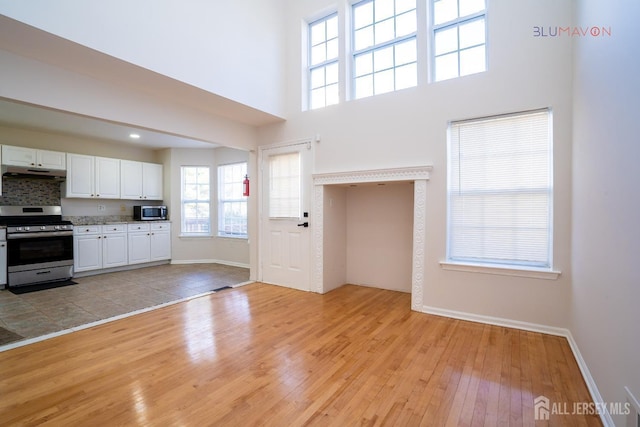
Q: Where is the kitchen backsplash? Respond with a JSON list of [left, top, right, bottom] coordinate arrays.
[[0, 177, 61, 206]]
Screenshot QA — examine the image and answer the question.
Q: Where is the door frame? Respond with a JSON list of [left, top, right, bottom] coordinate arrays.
[[257, 138, 314, 288]]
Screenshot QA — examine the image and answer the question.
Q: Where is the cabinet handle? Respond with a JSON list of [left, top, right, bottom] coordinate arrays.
[[85, 228, 90, 232], [38, 163, 42, 167], [97, 194, 100, 197], [31, 163, 35, 166], [103, 236, 107, 239], [0, 244, 5, 247], [98, 236, 102, 239]]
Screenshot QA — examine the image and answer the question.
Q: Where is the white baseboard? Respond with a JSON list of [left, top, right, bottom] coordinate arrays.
[[170, 259, 250, 269], [74, 260, 169, 278], [422, 305, 568, 336], [422, 305, 612, 426], [564, 331, 614, 426]]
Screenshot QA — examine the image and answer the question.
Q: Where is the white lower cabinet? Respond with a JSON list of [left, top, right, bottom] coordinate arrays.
[[75, 223, 167, 273], [128, 223, 151, 264], [150, 223, 171, 261], [74, 226, 102, 272], [127, 222, 171, 265], [102, 225, 128, 268]]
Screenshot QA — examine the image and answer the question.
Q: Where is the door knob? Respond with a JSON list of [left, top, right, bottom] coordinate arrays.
[[297, 222, 309, 228]]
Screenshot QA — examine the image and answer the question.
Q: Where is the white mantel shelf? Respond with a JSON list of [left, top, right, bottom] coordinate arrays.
[[312, 165, 433, 186]]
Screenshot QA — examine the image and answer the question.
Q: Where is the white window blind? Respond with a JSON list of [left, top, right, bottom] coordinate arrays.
[[269, 152, 301, 218], [447, 109, 552, 268]]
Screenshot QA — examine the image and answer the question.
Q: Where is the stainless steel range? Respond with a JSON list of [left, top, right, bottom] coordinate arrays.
[[0, 206, 74, 288]]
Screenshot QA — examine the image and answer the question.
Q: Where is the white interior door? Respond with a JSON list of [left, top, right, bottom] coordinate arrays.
[[260, 142, 312, 291]]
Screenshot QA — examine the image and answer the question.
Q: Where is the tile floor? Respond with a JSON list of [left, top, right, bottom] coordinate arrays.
[[0, 263, 250, 344]]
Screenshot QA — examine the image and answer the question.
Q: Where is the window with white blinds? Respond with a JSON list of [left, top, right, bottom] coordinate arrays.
[[447, 109, 552, 268], [269, 152, 301, 219]]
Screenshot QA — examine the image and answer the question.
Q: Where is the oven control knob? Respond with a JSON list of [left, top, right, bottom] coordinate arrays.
[[41, 226, 46, 230], [16, 227, 22, 232], [24, 226, 30, 231], [54, 225, 60, 230]]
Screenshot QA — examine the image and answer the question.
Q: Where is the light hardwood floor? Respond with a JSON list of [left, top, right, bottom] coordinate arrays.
[[0, 283, 601, 426]]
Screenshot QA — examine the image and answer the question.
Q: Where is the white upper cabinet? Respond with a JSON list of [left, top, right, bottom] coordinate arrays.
[[66, 153, 95, 198], [120, 160, 143, 200], [37, 149, 67, 169], [2, 145, 66, 169], [66, 154, 120, 199], [142, 162, 163, 200], [95, 156, 120, 199], [121, 160, 163, 200]]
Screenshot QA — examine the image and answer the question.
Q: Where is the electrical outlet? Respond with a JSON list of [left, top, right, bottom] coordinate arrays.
[[97, 204, 106, 212]]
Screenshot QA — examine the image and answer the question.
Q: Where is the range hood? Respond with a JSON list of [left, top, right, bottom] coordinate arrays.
[[1, 164, 66, 179]]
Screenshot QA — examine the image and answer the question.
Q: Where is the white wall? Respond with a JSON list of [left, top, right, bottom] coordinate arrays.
[[259, 0, 574, 327], [0, 0, 287, 117], [322, 185, 347, 293], [346, 183, 413, 293], [0, 49, 259, 152], [571, 1, 640, 425], [0, 126, 159, 162]]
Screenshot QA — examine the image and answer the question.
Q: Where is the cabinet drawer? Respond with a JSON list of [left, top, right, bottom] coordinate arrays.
[[102, 224, 126, 233], [150, 223, 171, 231], [74, 225, 101, 235], [128, 223, 150, 232]]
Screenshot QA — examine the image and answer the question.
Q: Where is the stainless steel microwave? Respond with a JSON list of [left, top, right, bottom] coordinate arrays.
[[133, 205, 167, 221]]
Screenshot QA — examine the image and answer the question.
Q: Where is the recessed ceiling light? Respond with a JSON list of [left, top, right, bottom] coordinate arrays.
[[129, 133, 141, 139]]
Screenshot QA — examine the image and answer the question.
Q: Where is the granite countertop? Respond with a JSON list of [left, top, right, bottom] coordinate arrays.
[[65, 216, 170, 226]]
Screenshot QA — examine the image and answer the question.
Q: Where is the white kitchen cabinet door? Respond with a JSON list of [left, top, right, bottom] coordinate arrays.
[[150, 230, 171, 261], [95, 157, 120, 199], [102, 233, 128, 268], [2, 145, 36, 167], [37, 149, 66, 169], [121, 160, 163, 200], [120, 160, 144, 200], [1, 146, 65, 169], [128, 231, 151, 264], [66, 153, 95, 198], [74, 234, 102, 272], [142, 162, 163, 200]]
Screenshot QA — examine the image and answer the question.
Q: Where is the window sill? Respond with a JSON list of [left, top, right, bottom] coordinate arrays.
[[179, 234, 213, 239], [439, 261, 561, 280]]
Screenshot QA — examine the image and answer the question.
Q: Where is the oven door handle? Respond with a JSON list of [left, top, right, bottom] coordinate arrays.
[[8, 231, 74, 239]]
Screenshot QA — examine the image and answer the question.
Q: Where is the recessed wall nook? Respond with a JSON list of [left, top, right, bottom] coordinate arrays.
[[312, 166, 432, 310]]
